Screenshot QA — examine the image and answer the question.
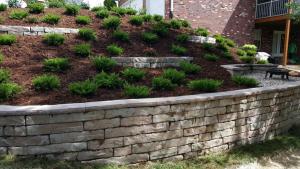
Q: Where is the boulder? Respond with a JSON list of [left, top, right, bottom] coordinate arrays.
[[256, 52, 270, 61]]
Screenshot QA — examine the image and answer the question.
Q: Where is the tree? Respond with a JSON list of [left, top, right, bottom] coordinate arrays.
[[287, 2, 300, 23], [104, 0, 116, 10]]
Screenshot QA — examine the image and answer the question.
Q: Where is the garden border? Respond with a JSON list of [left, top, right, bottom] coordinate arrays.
[[0, 25, 79, 35]]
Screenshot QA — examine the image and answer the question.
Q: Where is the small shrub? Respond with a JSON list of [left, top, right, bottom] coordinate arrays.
[[125, 8, 137, 15], [43, 33, 65, 46], [76, 15, 91, 25], [153, 14, 163, 22], [74, 43, 92, 57], [242, 44, 258, 52], [64, 4, 80, 16], [25, 17, 39, 23], [232, 75, 259, 87], [204, 53, 219, 62], [112, 30, 129, 42], [236, 49, 246, 57], [28, 2, 44, 14], [142, 32, 159, 44], [0, 34, 16, 45], [257, 60, 269, 64], [202, 43, 215, 51], [106, 44, 123, 56], [80, 2, 89, 9], [93, 72, 123, 89], [226, 39, 235, 47], [240, 56, 255, 63], [129, 15, 144, 26], [222, 51, 233, 60], [95, 9, 109, 19], [78, 28, 97, 41], [0, 69, 10, 83], [48, 0, 64, 8], [143, 47, 157, 57], [91, 56, 117, 72], [179, 61, 201, 74], [217, 42, 230, 53], [69, 80, 97, 96], [214, 34, 226, 44], [91, 6, 106, 12], [42, 14, 60, 24], [9, 10, 28, 20], [170, 19, 182, 29], [43, 57, 70, 72], [195, 28, 209, 37], [152, 77, 176, 91], [111, 7, 127, 16], [121, 67, 145, 83], [32, 74, 60, 91], [104, 0, 116, 10], [162, 68, 185, 84], [180, 20, 190, 27], [0, 82, 21, 100], [141, 14, 152, 22], [0, 4, 7, 11], [188, 79, 222, 92], [124, 84, 150, 98], [152, 22, 169, 37], [102, 16, 121, 29], [176, 34, 190, 43], [0, 53, 4, 64], [171, 44, 187, 55]]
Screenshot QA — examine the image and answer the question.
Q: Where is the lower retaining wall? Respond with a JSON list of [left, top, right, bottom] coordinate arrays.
[[0, 82, 300, 164]]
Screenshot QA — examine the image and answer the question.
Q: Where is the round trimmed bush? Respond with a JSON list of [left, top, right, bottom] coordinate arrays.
[[9, 10, 28, 20], [0, 4, 7, 11], [28, 2, 44, 14], [110, 7, 127, 16], [179, 61, 202, 74], [176, 34, 190, 43], [43, 33, 65, 46], [124, 84, 150, 98], [0, 34, 16, 45], [106, 44, 123, 56], [76, 15, 91, 25], [25, 17, 39, 23], [102, 16, 121, 30], [188, 79, 223, 92], [32, 74, 60, 91], [170, 19, 182, 29], [43, 57, 70, 72], [91, 6, 106, 12], [162, 68, 186, 85], [121, 67, 145, 83], [195, 28, 209, 37], [42, 14, 60, 24], [180, 20, 190, 27], [91, 56, 117, 72], [153, 14, 163, 22], [48, 0, 64, 8], [203, 53, 219, 62], [69, 79, 97, 96], [141, 14, 152, 22], [112, 30, 129, 42], [125, 8, 137, 15], [78, 28, 97, 41], [142, 32, 159, 44], [232, 75, 259, 87], [152, 77, 176, 91], [74, 43, 92, 57], [171, 44, 187, 55], [104, 0, 116, 10], [93, 72, 123, 89], [64, 4, 80, 16], [0, 69, 10, 83], [95, 9, 109, 19], [0, 82, 21, 100], [237, 49, 247, 57], [152, 22, 169, 37], [129, 15, 144, 26]]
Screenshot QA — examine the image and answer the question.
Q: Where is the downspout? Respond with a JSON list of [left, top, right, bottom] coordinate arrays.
[[170, 0, 174, 18]]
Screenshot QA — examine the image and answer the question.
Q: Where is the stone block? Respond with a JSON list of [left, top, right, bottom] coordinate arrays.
[[218, 113, 238, 122], [132, 142, 163, 153], [105, 106, 167, 118], [153, 112, 185, 123], [121, 116, 152, 126], [30, 26, 45, 32], [27, 122, 83, 135], [150, 147, 178, 160], [184, 126, 206, 136], [84, 154, 149, 164], [204, 116, 218, 125], [0, 136, 49, 146], [3, 126, 26, 136], [114, 146, 131, 156], [77, 149, 113, 161], [162, 155, 184, 162], [178, 145, 191, 154], [0, 116, 25, 126], [170, 118, 205, 130], [50, 130, 104, 144], [88, 137, 123, 150], [205, 107, 226, 116], [84, 118, 120, 130]]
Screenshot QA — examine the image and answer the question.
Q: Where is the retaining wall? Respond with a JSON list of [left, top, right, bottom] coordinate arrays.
[[0, 25, 79, 35], [0, 82, 300, 164]]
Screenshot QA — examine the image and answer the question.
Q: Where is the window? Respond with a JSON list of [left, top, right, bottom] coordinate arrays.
[[254, 29, 262, 50]]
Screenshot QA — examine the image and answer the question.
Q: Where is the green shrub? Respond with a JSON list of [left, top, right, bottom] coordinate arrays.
[[188, 79, 222, 92], [240, 56, 255, 63], [170, 19, 182, 29], [25, 16, 39, 23], [152, 77, 176, 91], [121, 67, 145, 83], [78, 28, 97, 41], [125, 7, 137, 15], [257, 60, 269, 64], [93, 72, 123, 89], [176, 34, 190, 43], [180, 20, 190, 27], [162, 68, 185, 84], [124, 84, 150, 98], [0, 53, 4, 64], [42, 14, 60, 24], [104, 0, 116, 10], [142, 32, 159, 44], [129, 15, 144, 26], [28, 2, 44, 14], [69, 79, 97, 96], [204, 53, 219, 62], [112, 30, 129, 42], [141, 14, 152, 22], [64, 4, 80, 16], [171, 44, 187, 55], [179, 61, 201, 74], [214, 34, 226, 43], [226, 39, 235, 47], [80, 2, 89, 9], [95, 9, 109, 19], [153, 14, 163, 22], [74, 43, 92, 57], [242, 44, 258, 56], [232, 75, 259, 87], [91, 56, 117, 72], [202, 43, 215, 51], [48, 0, 64, 8], [106, 44, 123, 56], [43, 57, 70, 72], [217, 42, 230, 52], [91, 6, 106, 12], [0, 69, 10, 83], [0, 82, 21, 100], [195, 28, 209, 37], [43, 33, 65, 46], [110, 7, 127, 16], [75, 15, 91, 25], [32, 74, 60, 91], [102, 16, 121, 29], [0, 4, 7, 11], [0, 34, 16, 45], [152, 22, 169, 37], [222, 51, 233, 60], [236, 49, 247, 56], [9, 10, 28, 20]]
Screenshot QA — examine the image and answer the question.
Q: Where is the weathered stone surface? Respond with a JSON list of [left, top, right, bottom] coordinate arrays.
[[121, 116, 152, 126], [88, 137, 123, 150], [3, 126, 26, 136], [0, 26, 79, 36], [84, 118, 120, 130], [178, 145, 192, 154], [85, 154, 149, 164], [170, 118, 205, 130], [114, 146, 131, 156], [105, 106, 169, 118], [77, 149, 113, 161], [27, 122, 83, 135], [0, 116, 25, 126], [150, 147, 178, 160], [50, 130, 104, 144], [0, 136, 49, 146], [205, 107, 226, 116], [0, 147, 7, 154], [184, 126, 206, 136]]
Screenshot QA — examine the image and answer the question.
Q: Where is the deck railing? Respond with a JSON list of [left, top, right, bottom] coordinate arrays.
[[256, 0, 289, 19]]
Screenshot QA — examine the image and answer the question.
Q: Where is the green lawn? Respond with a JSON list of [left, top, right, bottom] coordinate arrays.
[[1, 127, 300, 169]]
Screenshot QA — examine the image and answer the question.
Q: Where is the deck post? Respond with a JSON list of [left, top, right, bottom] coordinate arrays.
[[283, 18, 291, 66]]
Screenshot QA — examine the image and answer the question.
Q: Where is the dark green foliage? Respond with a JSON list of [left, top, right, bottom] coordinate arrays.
[[43, 57, 70, 72], [78, 28, 97, 41], [242, 44, 258, 56], [129, 15, 144, 26], [95, 9, 109, 18], [214, 34, 236, 48], [188, 79, 223, 92], [102, 16, 121, 29], [91, 6, 106, 12], [0, 69, 10, 83], [112, 30, 129, 42], [32, 74, 60, 91], [170, 19, 182, 29], [143, 47, 157, 57], [43, 33, 65, 46], [141, 14, 152, 22], [0, 4, 7, 11], [80, 2, 89, 9], [48, 0, 64, 8], [69, 79, 97, 96], [9, 10, 28, 20], [204, 53, 219, 62], [106, 44, 123, 56], [217, 42, 230, 53], [176, 34, 190, 43], [180, 19, 190, 27], [104, 0, 116, 10], [152, 77, 176, 91], [0, 82, 21, 100], [74, 43, 92, 57], [232, 75, 259, 87], [0, 34, 16, 45], [202, 43, 215, 51], [153, 14, 163, 22], [214, 34, 226, 43], [179, 61, 202, 74], [91, 56, 117, 72], [142, 32, 159, 44], [152, 22, 169, 37], [28, 2, 44, 14], [124, 84, 150, 98], [42, 14, 60, 24], [93, 72, 123, 89], [222, 51, 233, 60], [64, 4, 80, 16], [257, 60, 269, 64], [236, 49, 247, 56], [121, 67, 145, 82], [162, 68, 185, 85], [240, 56, 255, 63], [76, 15, 91, 25], [124, 8, 137, 15], [195, 28, 209, 37], [110, 7, 127, 15], [25, 17, 39, 23], [226, 39, 236, 47], [171, 44, 187, 55], [0, 53, 4, 64]]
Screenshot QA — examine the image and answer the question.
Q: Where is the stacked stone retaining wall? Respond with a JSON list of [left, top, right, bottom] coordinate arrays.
[[0, 25, 79, 35]]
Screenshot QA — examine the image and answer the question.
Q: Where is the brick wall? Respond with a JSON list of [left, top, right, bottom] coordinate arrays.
[[0, 83, 300, 164]]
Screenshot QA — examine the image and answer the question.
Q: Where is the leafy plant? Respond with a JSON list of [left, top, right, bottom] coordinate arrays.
[[110, 7, 127, 16], [179, 61, 202, 74], [69, 79, 97, 96], [222, 51, 233, 60], [152, 22, 169, 37], [203, 53, 219, 62], [176, 34, 190, 43], [106, 44, 123, 56], [0, 82, 21, 100], [43, 57, 70, 72], [240, 56, 255, 63], [142, 32, 159, 44], [242, 44, 258, 56], [257, 60, 269, 64], [153, 14, 163, 22], [0, 69, 10, 83], [42, 14, 60, 24], [152, 77, 176, 91], [217, 42, 230, 53], [48, 0, 64, 8], [43, 33, 65, 46], [112, 30, 129, 42], [32, 74, 60, 91], [141, 14, 152, 22], [0, 4, 7, 11], [78, 28, 97, 41], [124, 84, 150, 98], [170, 19, 182, 29], [91, 56, 117, 72], [95, 9, 109, 19], [25, 17, 39, 23], [9, 10, 28, 20], [121, 67, 145, 83], [180, 20, 190, 27], [64, 4, 80, 16], [188, 79, 222, 92], [162, 68, 185, 84], [129, 15, 144, 26], [237, 49, 247, 57], [28, 2, 44, 14], [91, 6, 106, 12], [124, 7, 137, 15], [104, 0, 116, 10], [102, 16, 121, 29], [93, 72, 123, 89], [214, 34, 226, 43], [232, 75, 259, 87], [0, 52, 4, 64], [195, 28, 209, 37], [226, 39, 236, 47], [74, 43, 92, 57], [171, 44, 187, 55], [80, 2, 89, 9], [0, 34, 16, 45], [202, 43, 215, 51], [75, 15, 91, 25]]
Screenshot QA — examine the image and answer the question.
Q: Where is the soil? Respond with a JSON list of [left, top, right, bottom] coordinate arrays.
[[0, 8, 245, 105]]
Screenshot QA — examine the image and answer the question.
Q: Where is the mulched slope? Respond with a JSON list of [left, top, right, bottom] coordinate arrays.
[[0, 9, 244, 105]]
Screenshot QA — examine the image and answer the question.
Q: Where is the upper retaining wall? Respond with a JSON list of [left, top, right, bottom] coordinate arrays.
[[0, 81, 300, 164]]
